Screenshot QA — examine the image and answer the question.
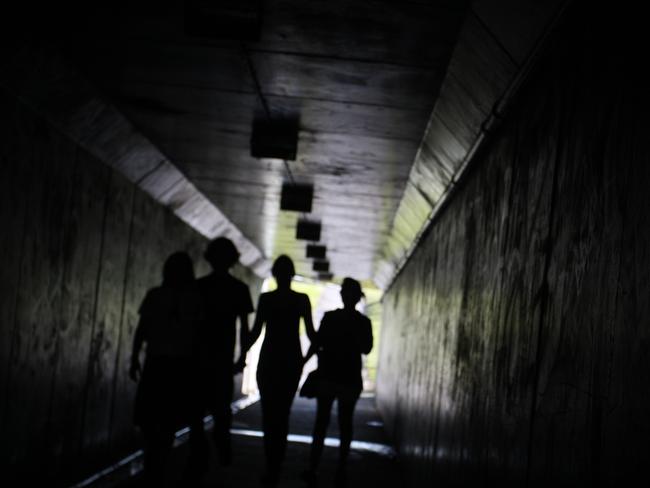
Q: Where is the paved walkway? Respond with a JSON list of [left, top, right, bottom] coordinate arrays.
[[107, 394, 403, 488]]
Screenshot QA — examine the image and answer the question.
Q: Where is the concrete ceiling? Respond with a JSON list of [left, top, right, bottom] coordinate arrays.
[[1, 0, 567, 288], [61, 0, 470, 284]]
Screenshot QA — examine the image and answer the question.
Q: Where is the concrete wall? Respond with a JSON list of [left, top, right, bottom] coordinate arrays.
[[377, 6, 649, 487], [0, 91, 262, 485]]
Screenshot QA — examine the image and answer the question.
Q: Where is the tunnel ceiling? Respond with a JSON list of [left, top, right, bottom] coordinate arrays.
[[59, 0, 469, 285]]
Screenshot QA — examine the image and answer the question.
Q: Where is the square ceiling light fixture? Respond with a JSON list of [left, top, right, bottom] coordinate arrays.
[[281, 183, 313, 212], [184, 0, 263, 41], [296, 220, 321, 241], [312, 260, 329, 273], [306, 244, 326, 259], [251, 117, 298, 160]]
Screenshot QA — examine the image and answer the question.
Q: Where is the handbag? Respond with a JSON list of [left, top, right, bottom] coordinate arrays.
[[299, 369, 321, 398]]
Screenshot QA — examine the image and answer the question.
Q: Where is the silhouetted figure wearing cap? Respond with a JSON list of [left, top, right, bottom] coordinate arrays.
[[185, 238, 254, 480], [301, 277, 373, 487], [246, 255, 316, 486], [129, 252, 202, 488]]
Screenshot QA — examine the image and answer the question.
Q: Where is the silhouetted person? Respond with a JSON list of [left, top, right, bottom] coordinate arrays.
[[301, 277, 373, 487], [246, 255, 316, 485], [186, 237, 254, 480], [129, 251, 202, 488]]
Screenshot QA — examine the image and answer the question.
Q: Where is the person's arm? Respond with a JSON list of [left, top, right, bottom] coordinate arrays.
[[233, 283, 255, 373], [246, 294, 266, 352], [302, 294, 316, 342], [302, 340, 319, 365], [358, 316, 373, 355], [234, 312, 250, 374], [303, 312, 326, 365], [129, 315, 148, 382]]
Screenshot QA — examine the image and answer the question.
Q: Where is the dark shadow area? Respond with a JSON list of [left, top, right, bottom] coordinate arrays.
[[118, 396, 401, 488], [129, 251, 201, 487], [129, 238, 255, 487]]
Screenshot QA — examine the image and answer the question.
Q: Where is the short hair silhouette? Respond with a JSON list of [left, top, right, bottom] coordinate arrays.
[[204, 237, 240, 269], [271, 254, 295, 279], [162, 251, 195, 287]]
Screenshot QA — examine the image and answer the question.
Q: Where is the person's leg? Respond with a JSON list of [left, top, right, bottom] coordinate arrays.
[[159, 426, 176, 487], [185, 413, 209, 480], [273, 387, 297, 472], [271, 393, 293, 475], [143, 423, 172, 488], [309, 394, 335, 473], [184, 373, 209, 480], [142, 427, 158, 487], [277, 370, 303, 473], [259, 379, 299, 484], [259, 390, 282, 485], [141, 359, 179, 487], [211, 373, 234, 465], [335, 394, 358, 484]]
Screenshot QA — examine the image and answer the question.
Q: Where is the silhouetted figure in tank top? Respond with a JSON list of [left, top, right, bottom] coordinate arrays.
[[301, 277, 373, 487], [185, 238, 254, 481], [129, 252, 202, 488], [246, 255, 316, 486]]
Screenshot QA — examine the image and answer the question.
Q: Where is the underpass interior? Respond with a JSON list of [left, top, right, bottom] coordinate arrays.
[[1, 1, 648, 486]]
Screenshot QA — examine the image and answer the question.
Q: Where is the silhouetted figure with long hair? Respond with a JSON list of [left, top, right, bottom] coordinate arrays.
[[246, 255, 316, 486], [129, 251, 202, 487], [185, 237, 254, 480], [301, 277, 373, 487]]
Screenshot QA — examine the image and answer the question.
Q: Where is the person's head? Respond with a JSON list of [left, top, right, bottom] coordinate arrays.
[[271, 255, 295, 288], [204, 237, 240, 272], [162, 252, 195, 288], [340, 277, 364, 308]]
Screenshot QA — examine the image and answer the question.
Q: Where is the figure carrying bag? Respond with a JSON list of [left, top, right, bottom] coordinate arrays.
[[299, 369, 321, 398]]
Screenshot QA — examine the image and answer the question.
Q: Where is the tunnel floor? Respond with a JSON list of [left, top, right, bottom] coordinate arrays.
[[87, 394, 402, 488]]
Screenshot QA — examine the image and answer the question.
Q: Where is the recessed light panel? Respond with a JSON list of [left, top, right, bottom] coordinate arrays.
[[312, 260, 329, 272], [281, 183, 313, 212], [306, 244, 326, 259], [318, 272, 334, 282], [296, 220, 321, 241], [251, 117, 298, 160]]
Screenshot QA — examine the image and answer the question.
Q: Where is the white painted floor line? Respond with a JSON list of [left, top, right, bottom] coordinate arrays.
[[70, 450, 144, 488], [70, 392, 393, 488], [230, 429, 396, 458], [69, 393, 261, 488]]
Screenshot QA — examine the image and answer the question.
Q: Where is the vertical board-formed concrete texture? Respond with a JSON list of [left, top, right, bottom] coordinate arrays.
[[0, 91, 262, 485], [377, 6, 650, 487], [373, 0, 565, 289]]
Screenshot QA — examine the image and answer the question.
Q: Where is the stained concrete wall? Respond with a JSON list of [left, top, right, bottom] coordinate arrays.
[[0, 90, 262, 485], [377, 6, 649, 487]]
